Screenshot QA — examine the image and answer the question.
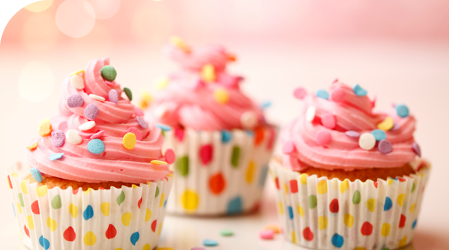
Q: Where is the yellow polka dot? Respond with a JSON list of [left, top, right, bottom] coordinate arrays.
[[17, 203, 22, 214], [344, 214, 354, 228], [245, 161, 255, 184], [201, 64, 216, 82], [381, 223, 391, 237], [69, 203, 78, 218], [83, 188, 92, 195], [160, 193, 165, 207], [83, 231, 97, 246], [47, 217, 57, 232], [143, 244, 151, 250], [317, 180, 327, 194], [367, 198, 376, 212], [387, 179, 394, 185], [11, 173, 18, 177], [132, 184, 138, 189], [339, 179, 349, 194], [181, 190, 199, 211], [155, 77, 169, 90], [214, 88, 229, 104], [114, 248, 123, 250], [158, 222, 162, 236], [300, 173, 308, 185], [355, 248, 367, 250], [278, 202, 284, 215], [291, 231, 297, 244], [297, 205, 304, 217], [283, 183, 288, 194], [121, 212, 132, 226], [123, 133, 137, 150], [318, 216, 328, 230], [101, 202, 110, 216], [145, 209, 152, 222], [36, 185, 47, 197], [410, 203, 416, 214], [377, 117, 394, 131], [399, 236, 407, 247], [20, 180, 29, 194], [397, 194, 405, 207], [27, 215, 34, 229]]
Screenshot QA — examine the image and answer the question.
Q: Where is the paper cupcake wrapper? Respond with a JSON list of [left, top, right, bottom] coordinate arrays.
[[269, 158, 430, 250], [163, 126, 277, 215], [7, 163, 173, 250]]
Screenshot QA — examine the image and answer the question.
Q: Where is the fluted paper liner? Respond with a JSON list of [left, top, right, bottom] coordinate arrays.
[[270, 158, 430, 250], [164, 127, 276, 215], [7, 163, 173, 250]]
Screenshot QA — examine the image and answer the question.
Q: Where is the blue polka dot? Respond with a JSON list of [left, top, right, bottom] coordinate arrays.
[[260, 101, 272, 109], [130, 232, 139, 245], [227, 197, 242, 214], [30, 168, 43, 183], [12, 203, 16, 217], [384, 197, 393, 211], [331, 233, 344, 248], [203, 239, 218, 246], [221, 130, 232, 143], [316, 89, 329, 100], [371, 129, 387, 141], [83, 205, 94, 220], [49, 153, 64, 161], [164, 200, 167, 208], [39, 235, 50, 250], [412, 220, 417, 229], [288, 206, 294, 219], [258, 165, 269, 187], [87, 139, 104, 154], [156, 124, 171, 132], [396, 104, 409, 118], [353, 84, 368, 96]]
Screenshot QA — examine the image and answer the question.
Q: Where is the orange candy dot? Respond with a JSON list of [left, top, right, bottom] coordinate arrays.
[[27, 142, 38, 150], [39, 122, 52, 137]]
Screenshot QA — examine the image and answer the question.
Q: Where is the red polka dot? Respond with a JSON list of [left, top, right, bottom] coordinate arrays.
[[175, 128, 185, 142], [31, 200, 40, 214], [7, 176, 12, 189], [374, 182, 378, 188], [303, 227, 314, 241], [329, 199, 339, 213], [151, 220, 157, 232], [275, 178, 280, 190], [209, 173, 226, 195], [398, 177, 406, 182], [138, 197, 142, 209], [289, 180, 298, 193], [399, 214, 406, 228], [72, 189, 79, 195], [361, 222, 373, 236], [105, 224, 117, 239], [63, 226, 76, 241], [24, 226, 30, 238], [199, 144, 213, 165], [254, 127, 265, 146]]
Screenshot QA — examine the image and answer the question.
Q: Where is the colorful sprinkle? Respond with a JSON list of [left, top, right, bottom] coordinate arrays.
[[221, 130, 232, 143], [79, 121, 96, 131], [49, 153, 64, 161], [67, 94, 84, 108], [30, 168, 43, 183], [89, 94, 105, 102], [322, 113, 336, 129], [240, 111, 258, 129], [353, 84, 367, 96], [259, 229, 274, 240], [214, 88, 229, 104], [101, 65, 117, 81], [371, 129, 386, 141], [378, 139, 393, 154], [201, 64, 216, 82], [391, 123, 401, 131], [39, 121, 52, 137], [282, 141, 295, 154], [220, 229, 233, 237], [84, 103, 99, 120], [87, 139, 104, 154], [66, 129, 83, 144], [70, 74, 84, 90], [90, 130, 104, 139], [293, 87, 307, 99], [51, 130, 65, 147], [27, 142, 38, 150], [123, 133, 137, 150], [315, 130, 331, 146], [108, 89, 119, 103], [151, 160, 168, 165], [359, 133, 376, 150], [412, 142, 421, 156], [395, 104, 409, 117], [123, 87, 133, 101], [164, 149, 175, 164], [306, 106, 316, 122], [345, 131, 360, 138], [331, 88, 345, 102], [104, 80, 114, 87], [377, 117, 394, 131], [203, 239, 218, 247], [136, 116, 148, 129], [316, 89, 329, 100]]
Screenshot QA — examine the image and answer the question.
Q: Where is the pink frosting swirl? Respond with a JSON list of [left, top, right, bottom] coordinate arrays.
[[26, 58, 171, 183], [281, 81, 419, 171], [146, 42, 265, 130]]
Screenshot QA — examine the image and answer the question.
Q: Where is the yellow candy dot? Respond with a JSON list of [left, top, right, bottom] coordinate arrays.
[[339, 179, 349, 194], [160, 193, 165, 207], [101, 202, 110, 216], [377, 117, 394, 131], [145, 208, 152, 222], [21, 180, 29, 194], [381, 223, 391, 237], [158, 222, 162, 236], [47, 217, 57, 232], [367, 198, 376, 212], [121, 212, 132, 226], [151, 160, 168, 165], [39, 118, 51, 127], [214, 88, 229, 104], [27, 215, 34, 229], [143, 244, 151, 250], [17, 203, 22, 214], [317, 180, 328, 194], [39, 122, 52, 137], [300, 173, 308, 185], [318, 216, 328, 230], [245, 161, 255, 184], [283, 183, 288, 194], [410, 203, 416, 214], [36, 185, 48, 197], [123, 133, 137, 150], [27, 142, 38, 150], [291, 231, 297, 244], [297, 205, 304, 217], [399, 236, 408, 247], [201, 64, 216, 82], [181, 190, 199, 211], [397, 194, 405, 207], [132, 184, 138, 189], [344, 214, 354, 228], [69, 203, 78, 218], [277, 202, 284, 215], [83, 231, 97, 246]]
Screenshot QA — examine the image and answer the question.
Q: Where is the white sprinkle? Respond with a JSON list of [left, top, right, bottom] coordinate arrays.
[[65, 129, 83, 144], [89, 94, 105, 102], [359, 133, 376, 150], [70, 74, 84, 90], [240, 111, 258, 129], [79, 121, 96, 131], [155, 105, 168, 118], [306, 106, 316, 122]]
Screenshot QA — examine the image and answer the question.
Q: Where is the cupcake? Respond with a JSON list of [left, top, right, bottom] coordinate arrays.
[[143, 38, 277, 215], [270, 81, 430, 250], [8, 58, 174, 250]]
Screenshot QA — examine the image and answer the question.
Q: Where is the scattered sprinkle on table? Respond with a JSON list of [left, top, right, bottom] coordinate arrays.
[[87, 139, 104, 154], [203, 239, 218, 247], [316, 89, 329, 100], [220, 229, 233, 237], [30, 168, 43, 182], [264, 224, 281, 234], [156, 124, 171, 132], [101, 65, 117, 81], [49, 153, 64, 161], [79, 121, 96, 131], [259, 229, 274, 240], [123, 87, 133, 101], [353, 84, 367, 96]]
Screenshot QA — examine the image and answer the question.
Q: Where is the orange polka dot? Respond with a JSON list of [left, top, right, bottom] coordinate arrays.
[[209, 173, 226, 195]]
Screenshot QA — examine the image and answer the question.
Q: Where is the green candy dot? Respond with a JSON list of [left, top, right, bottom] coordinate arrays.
[[18, 193, 24, 207], [411, 182, 416, 193], [123, 87, 132, 101], [51, 195, 62, 209], [231, 146, 240, 168], [220, 229, 233, 236], [352, 190, 361, 205], [308, 195, 317, 209], [176, 156, 189, 177], [155, 186, 160, 198], [101, 65, 117, 81], [117, 191, 125, 206]]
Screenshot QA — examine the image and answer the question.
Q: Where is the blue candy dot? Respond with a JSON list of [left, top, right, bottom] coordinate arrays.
[[331, 233, 344, 248], [260, 101, 272, 109], [87, 139, 104, 154], [39, 235, 50, 250], [156, 123, 172, 132], [288, 206, 294, 219], [30, 168, 43, 183], [353, 84, 368, 96], [258, 165, 269, 188], [49, 153, 64, 161], [203, 239, 218, 247], [221, 130, 232, 143], [396, 104, 409, 118], [371, 129, 387, 141], [384, 197, 393, 211], [316, 89, 329, 100], [130, 232, 140, 245], [83, 205, 94, 220], [12, 203, 16, 217], [227, 197, 243, 214], [412, 219, 417, 229]]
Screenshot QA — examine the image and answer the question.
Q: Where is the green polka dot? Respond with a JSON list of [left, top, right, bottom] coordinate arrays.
[[308, 195, 317, 209], [352, 190, 361, 205], [411, 183, 416, 193], [117, 191, 125, 206], [155, 186, 160, 198], [123, 87, 132, 101], [100, 65, 117, 81], [176, 156, 189, 177], [51, 195, 62, 209], [18, 193, 24, 207], [231, 146, 240, 168]]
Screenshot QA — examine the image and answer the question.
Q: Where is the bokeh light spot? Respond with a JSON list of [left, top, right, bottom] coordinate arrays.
[[25, 0, 53, 12], [55, 0, 96, 38], [19, 61, 55, 102], [21, 13, 58, 52], [131, 3, 173, 45], [84, 0, 121, 20]]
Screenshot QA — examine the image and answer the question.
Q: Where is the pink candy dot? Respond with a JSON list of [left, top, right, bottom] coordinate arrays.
[[165, 149, 175, 164], [293, 87, 307, 99], [259, 229, 274, 240], [127, 127, 142, 141], [315, 130, 331, 146], [282, 141, 295, 154], [321, 113, 336, 129], [330, 88, 345, 103]]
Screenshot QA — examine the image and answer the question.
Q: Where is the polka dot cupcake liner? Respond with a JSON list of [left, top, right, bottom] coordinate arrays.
[[269, 158, 430, 250], [164, 126, 277, 215], [7, 163, 173, 250]]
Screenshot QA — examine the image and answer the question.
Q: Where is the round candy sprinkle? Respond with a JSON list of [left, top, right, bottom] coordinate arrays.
[[165, 149, 175, 164], [202, 239, 218, 247], [331, 88, 345, 103], [293, 87, 307, 99], [359, 133, 376, 150], [259, 229, 274, 240], [66, 129, 83, 144], [39, 118, 51, 127], [49, 153, 64, 161], [30, 168, 43, 183], [100, 65, 117, 81], [220, 229, 233, 237], [84, 103, 99, 120], [353, 84, 367, 96], [108, 89, 119, 103], [70, 74, 84, 90], [156, 124, 171, 132], [214, 88, 229, 104], [39, 121, 52, 137], [306, 106, 316, 122], [127, 127, 142, 141], [396, 104, 409, 118], [240, 111, 258, 129], [79, 121, 96, 131], [377, 117, 394, 131], [51, 130, 65, 147], [316, 89, 329, 100], [87, 139, 104, 154], [123, 133, 137, 150], [371, 129, 386, 141], [282, 141, 295, 154], [136, 116, 148, 129], [123, 87, 133, 101], [378, 139, 393, 154], [321, 113, 336, 129], [345, 131, 360, 138], [66, 94, 84, 108], [316, 130, 331, 146], [27, 142, 38, 150], [90, 130, 104, 139], [151, 160, 168, 165], [89, 94, 105, 102], [201, 64, 216, 82], [412, 142, 421, 157]]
